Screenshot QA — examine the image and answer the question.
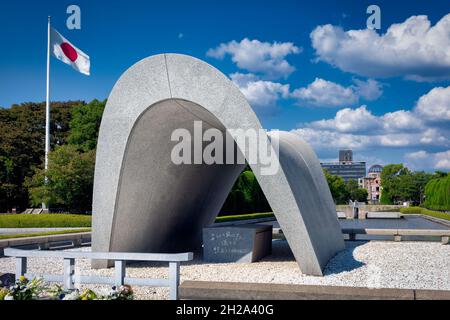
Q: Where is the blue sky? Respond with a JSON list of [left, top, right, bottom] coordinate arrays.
[[1, 0, 449, 171]]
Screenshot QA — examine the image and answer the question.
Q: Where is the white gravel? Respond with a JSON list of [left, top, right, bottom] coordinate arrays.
[[1, 240, 449, 299]]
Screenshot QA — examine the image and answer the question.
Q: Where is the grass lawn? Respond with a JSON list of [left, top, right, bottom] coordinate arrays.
[[215, 212, 274, 223], [0, 212, 275, 229], [0, 214, 92, 228], [400, 207, 450, 221], [0, 228, 91, 240], [0, 228, 92, 240]]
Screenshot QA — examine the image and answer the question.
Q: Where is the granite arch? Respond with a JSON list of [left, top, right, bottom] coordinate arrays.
[[92, 54, 345, 275]]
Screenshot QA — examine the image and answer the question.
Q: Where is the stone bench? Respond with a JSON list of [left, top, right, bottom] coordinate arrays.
[[202, 224, 272, 263]]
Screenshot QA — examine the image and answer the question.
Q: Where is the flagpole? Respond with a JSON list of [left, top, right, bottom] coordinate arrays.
[[43, 16, 51, 211]]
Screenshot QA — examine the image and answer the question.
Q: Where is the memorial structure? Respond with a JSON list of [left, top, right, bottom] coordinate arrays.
[[92, 54, 344, 276]]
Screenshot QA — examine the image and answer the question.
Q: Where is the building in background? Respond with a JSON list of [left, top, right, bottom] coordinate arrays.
[[321, 150, 366, 182], [339, 150, 353, 162], [359, 165, 383, 204]]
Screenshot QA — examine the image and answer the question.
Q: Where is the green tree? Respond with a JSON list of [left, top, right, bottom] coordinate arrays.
[[323, 170, 349, 204], [410, 171, 432, 205], [0, 156, 15, 211], [380, 164, 432, 205], [0, 101, 82, 212], [423, 173, 450, 211], [220, 168, 271, 215], [67, 99, 106, 151], [28, 99, 106, 213], [380, 164, 405, 204], [346, 179, 368, 202], [26, 145, 95, 212], [432, 171, 448, 179]]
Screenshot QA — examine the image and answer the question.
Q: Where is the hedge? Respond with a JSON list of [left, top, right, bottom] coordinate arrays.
[[400, 207, 450, 221]]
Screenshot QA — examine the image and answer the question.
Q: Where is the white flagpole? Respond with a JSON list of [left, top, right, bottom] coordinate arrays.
[[43, 16, 51, 211]]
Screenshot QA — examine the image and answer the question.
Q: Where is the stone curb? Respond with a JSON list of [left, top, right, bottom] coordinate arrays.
[[213, 217, 276, 227], [179, 281, 450, 300], [0, 232, 91, 256]]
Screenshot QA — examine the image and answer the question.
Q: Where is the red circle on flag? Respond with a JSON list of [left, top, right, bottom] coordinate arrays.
[[60, 42, 78, 62]]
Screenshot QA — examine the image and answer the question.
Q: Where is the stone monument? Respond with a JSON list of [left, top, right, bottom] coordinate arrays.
[[91, 54, 344, 276]]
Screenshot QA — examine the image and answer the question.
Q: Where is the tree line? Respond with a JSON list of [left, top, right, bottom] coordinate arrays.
[[0, 101, 79, 212], [323, 170, 368, 204], [0, 100, 103, 213], [380, 164, 449, 210]]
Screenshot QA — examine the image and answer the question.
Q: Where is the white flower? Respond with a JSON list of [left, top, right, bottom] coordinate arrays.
[[96, 287, 114, 299], [62, 291, 80, 300], [4, 294, 14, 300]]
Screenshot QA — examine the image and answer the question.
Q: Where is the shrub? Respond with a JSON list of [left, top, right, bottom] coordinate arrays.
[[400, 206, 450, 221], [399, 207, 423, 214], [423, 174, 450, 211]]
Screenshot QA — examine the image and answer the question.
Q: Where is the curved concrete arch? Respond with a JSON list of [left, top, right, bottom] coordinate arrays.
[[268, 131, 344, 269], [92, 54, 344, 276]]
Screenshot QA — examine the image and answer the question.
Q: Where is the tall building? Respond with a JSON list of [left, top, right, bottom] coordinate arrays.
[[359, 165, 383, 204], [321, 150, 366, 182], [339, 150, 353, 163]]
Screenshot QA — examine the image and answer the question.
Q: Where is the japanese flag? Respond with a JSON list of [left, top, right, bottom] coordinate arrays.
[[50, 28, 90, 75]]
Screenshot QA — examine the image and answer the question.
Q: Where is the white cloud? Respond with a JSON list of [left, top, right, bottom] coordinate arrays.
[[280, 83, 450, 171], [207, 38, 301, 79], [436, 151, 450, 169], [291, 127, 372, 150], [415, 86, 450, 121], [291, 127, 438, 150], [352, 78, 383, 101], [229, 72, 259, 87], [419, 128, 449, 145], [291, 87, 450, 170], [307, 105, 425, 135], [232, 75, 382, 110], [305, 85, 450, 134], [382, 110, 422, 132], [311, 14, 450, 81], [405, 150, 450, 170], [230, 73, 290, 110], [405, 150, 428, 160], [293, 126, 449, 155], [208, 36, 385, 108], [308, 105, 380, 132], [292, 78, 382, 107], [292, 78, 358, 107]]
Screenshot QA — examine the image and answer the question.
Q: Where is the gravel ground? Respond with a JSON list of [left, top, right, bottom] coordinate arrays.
[[0, 240, 449, 300]]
